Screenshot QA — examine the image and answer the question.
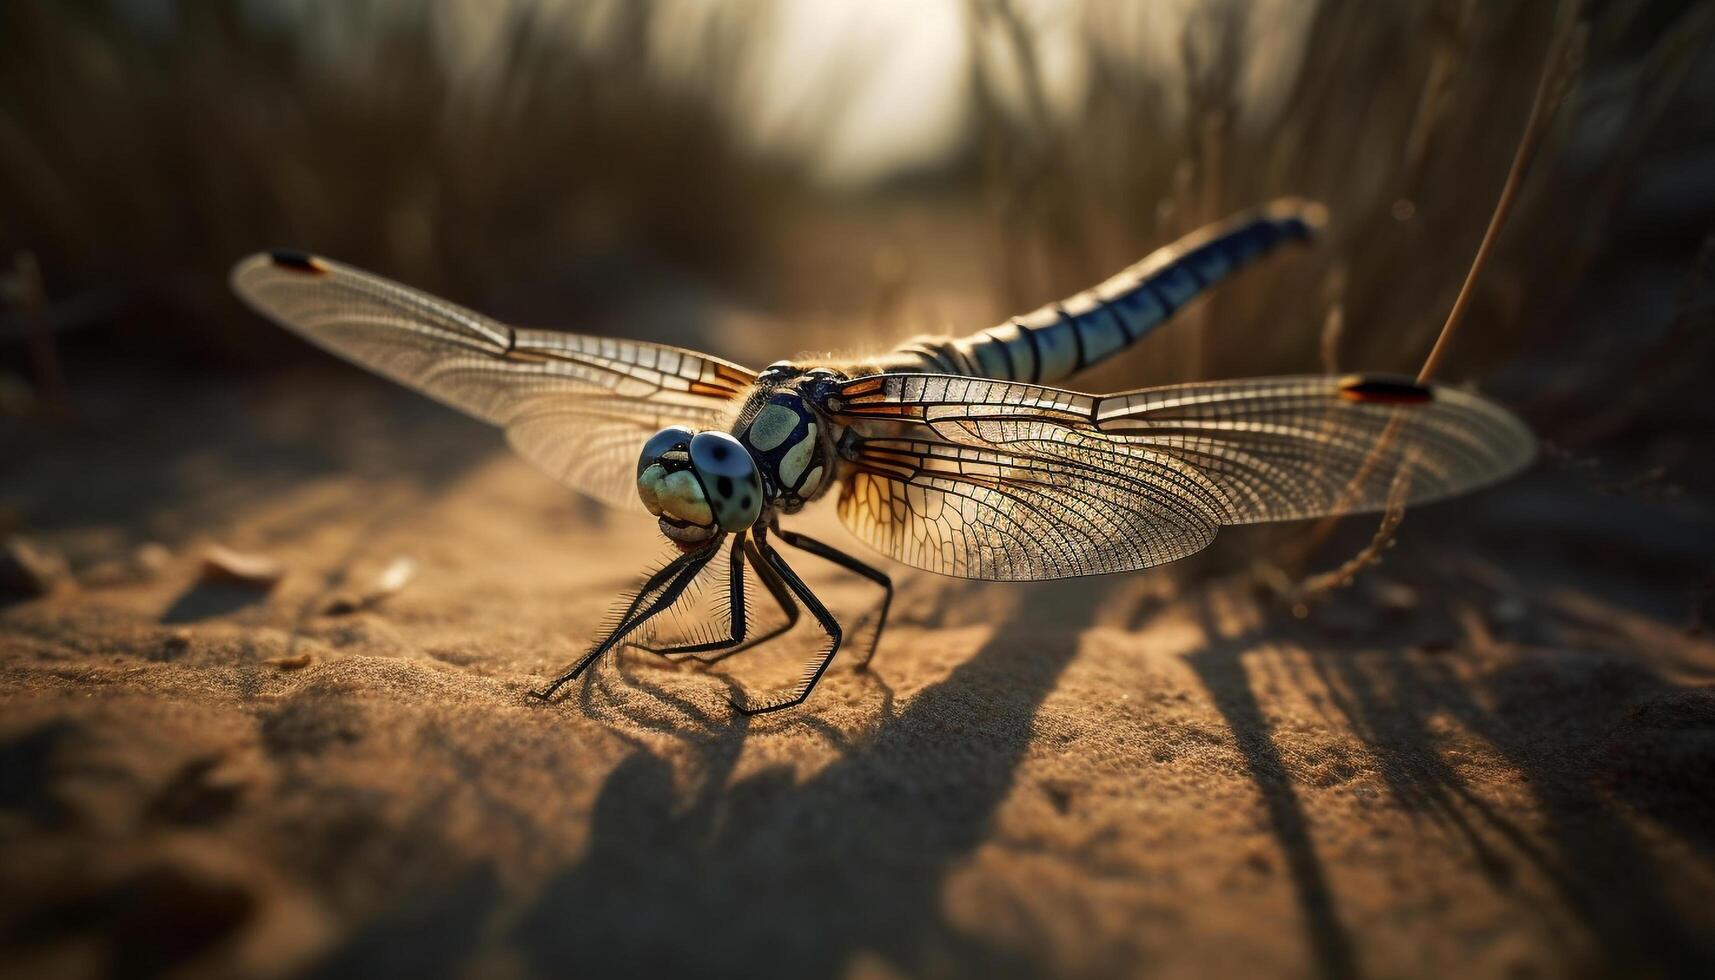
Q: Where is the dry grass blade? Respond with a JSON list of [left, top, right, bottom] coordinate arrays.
[[1289, 1, 1584, 602], [1289, 453, 1415, 612], [1319, 264, 1347, 374], [4, 251, 70, 418], [1415, 6, 1587, 385]]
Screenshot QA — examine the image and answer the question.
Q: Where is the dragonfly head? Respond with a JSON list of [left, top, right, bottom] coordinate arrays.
[[636, 425, 764, 549]]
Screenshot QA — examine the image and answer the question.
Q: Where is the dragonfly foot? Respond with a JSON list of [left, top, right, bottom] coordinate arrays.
[[729, 694, 802, 716]]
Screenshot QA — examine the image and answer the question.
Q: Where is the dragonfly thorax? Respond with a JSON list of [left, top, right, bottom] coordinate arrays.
[[738, 391, 829, 511], [636, 425, 764, 548]]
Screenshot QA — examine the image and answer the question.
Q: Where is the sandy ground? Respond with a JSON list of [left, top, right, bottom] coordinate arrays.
[[3, 368, 1714, 979]]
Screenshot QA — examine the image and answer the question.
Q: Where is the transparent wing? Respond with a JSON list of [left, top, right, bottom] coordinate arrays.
[[231, 251, 756, 507], [827, 373, 1534, 580], [836, 433, 1219, 581]]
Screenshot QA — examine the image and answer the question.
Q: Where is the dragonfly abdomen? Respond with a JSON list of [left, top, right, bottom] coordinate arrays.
[[879, 198, 1323, 385]]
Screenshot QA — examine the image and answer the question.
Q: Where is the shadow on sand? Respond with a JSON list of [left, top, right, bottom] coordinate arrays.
[[507, 576, 1120, 978], [306, 567, 1715, 979], [304, 576, 1120, 980], [1187, 582, 1715, 980]]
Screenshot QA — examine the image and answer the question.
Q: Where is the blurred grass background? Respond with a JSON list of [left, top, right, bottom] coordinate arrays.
[[5, 9, 1715, 977], [2, 0, 1712, 473]]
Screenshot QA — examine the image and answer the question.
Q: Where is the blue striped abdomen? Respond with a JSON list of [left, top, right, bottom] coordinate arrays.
[[880, 198, 1323, 384]]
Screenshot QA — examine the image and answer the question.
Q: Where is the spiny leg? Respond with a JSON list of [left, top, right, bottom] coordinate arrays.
[[594, 546, 703, 639], [642, 531, 801, 662], [731, 537, 842, 716], [776, 528, 892, 670], [528, 543, 718, 701], [636, 534, 754, 657], [671, 538, 801, 664]]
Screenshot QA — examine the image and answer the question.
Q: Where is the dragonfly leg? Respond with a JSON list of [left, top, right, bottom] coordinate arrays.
[[776, 529, 892, 670], [591, 546, 703, 641], [653, 537, 802, 664], [730, 539, 842, 715], [528, 543, 718, 702], [636, 534, 757, 658], [700, 538, 802, 661]]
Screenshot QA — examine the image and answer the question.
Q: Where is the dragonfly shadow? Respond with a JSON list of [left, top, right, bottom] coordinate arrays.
[[1185, 592, 1360, 980], [1314, 642, 1715, 972], [1187, 577, 1715, 978], [507, 576, 1118, 978]]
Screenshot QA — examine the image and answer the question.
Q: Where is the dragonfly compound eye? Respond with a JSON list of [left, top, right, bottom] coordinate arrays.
[[637, 425, 694, 478], [636, 425, 719, 547], [689, 431, 763, 531]]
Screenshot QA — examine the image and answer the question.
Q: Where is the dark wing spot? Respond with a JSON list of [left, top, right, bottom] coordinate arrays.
[[1339, 375, 1433, 405], [269, 250, 327, 275], [716, 475, 734, 496]]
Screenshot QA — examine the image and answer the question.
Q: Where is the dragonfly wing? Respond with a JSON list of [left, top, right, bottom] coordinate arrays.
[[232, 251, 755, 508], [827, 373, 1533, 580], [1085, 375, 1535, 523], [837, 432, 1219, 581]]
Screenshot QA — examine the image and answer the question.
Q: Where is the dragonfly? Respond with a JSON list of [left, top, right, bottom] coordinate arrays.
[[231, 199, 1534, 714]]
